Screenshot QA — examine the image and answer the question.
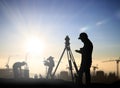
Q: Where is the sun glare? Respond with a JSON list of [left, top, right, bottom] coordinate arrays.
[[26, 36, 45, 55]]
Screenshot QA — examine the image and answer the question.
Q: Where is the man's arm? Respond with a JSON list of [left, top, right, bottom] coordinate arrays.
[[75, 50, 81, 53], [75, 48, 83, 54]]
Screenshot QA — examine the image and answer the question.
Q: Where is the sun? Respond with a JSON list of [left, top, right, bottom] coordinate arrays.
[[26, 36, 45, 55]]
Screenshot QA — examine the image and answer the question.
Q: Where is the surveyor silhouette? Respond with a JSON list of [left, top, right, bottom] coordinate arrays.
[[13, 61, 27, 78], [44, 56, 55, 79], [75, 32, 93, 86]]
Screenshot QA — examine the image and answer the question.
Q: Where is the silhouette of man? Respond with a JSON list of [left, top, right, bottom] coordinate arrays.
[[75, 32, 93, 86], [13, 61, 27, 78], [44, 56, 55, 79]]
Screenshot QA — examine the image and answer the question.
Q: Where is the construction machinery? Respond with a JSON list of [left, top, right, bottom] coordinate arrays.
[[5, 56, 12, 69], [102, 57, 120, 78], [92, 64, 98, 76]]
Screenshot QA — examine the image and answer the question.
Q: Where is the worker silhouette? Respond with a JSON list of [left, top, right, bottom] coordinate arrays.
[[13, 61, 27, 78], [75, 32, 93, 86], [44, 56, 55, 79]]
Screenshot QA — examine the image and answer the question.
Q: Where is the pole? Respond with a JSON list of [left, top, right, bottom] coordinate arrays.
[[116, 61, 119, 78], [52, 47, 66, 76]]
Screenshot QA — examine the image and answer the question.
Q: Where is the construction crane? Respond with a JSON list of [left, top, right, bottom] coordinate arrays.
[[102, 57, 120, 77], [5, 56, 11, 69], [24, 53, 29, 70], [92, 64, 98, 76], [25, 53, 29, 62]]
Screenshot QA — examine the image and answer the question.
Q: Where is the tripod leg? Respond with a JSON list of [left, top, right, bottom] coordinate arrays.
[[52, 47, 66, 77], [67, 50, 74, 82], [69, 48, 79, 73], [69, 48, 79, 84]]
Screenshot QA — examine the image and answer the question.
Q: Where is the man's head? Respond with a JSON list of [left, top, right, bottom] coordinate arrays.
[[78, 32, 88, 42], [21, 61, 27, 66], [47, 56, 54, 61], [78, 32, 88, 39]]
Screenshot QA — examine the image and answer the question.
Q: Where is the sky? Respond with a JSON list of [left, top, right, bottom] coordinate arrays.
[[0, 0, 120, 78]]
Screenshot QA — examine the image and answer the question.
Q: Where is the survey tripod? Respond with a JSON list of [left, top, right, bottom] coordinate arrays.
[[52, 36, 79, 82]]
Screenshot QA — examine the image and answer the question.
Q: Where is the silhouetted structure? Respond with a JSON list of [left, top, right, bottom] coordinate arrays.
[[60, 71, 69, 80], [0, 69, 13, 78], [107, 72, 118, 83], [34, 74, 38, 79], [103, 57, 120, 78], [44, 56, 55, 79], [13, 61, 27, 78], [92, 65, 98, 76], [75, 32, 93, 86], [5, 56, 11, 69], [96, 70, 106, 83]]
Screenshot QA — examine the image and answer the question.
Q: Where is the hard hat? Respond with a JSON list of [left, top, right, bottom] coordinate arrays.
[[22, 61, 27, 65], [78, 32, 88, 39], [47, 56, 54, 60]]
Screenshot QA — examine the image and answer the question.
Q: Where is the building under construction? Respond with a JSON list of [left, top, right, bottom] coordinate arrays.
[[0, 68, 29, 78]]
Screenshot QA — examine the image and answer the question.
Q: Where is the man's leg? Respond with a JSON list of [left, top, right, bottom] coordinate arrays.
[[14, 69, 18, 78], [85, 68, 91, 86], [49, 68, 53, 79], [46, 68, 49, 79], [77, 67, 84, 86]]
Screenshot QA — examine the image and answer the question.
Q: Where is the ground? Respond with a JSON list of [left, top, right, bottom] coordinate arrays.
[[0, 78, 119, 88]]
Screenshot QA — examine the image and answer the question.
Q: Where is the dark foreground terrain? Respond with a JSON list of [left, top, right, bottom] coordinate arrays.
[[0, 78, 119, 88]]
